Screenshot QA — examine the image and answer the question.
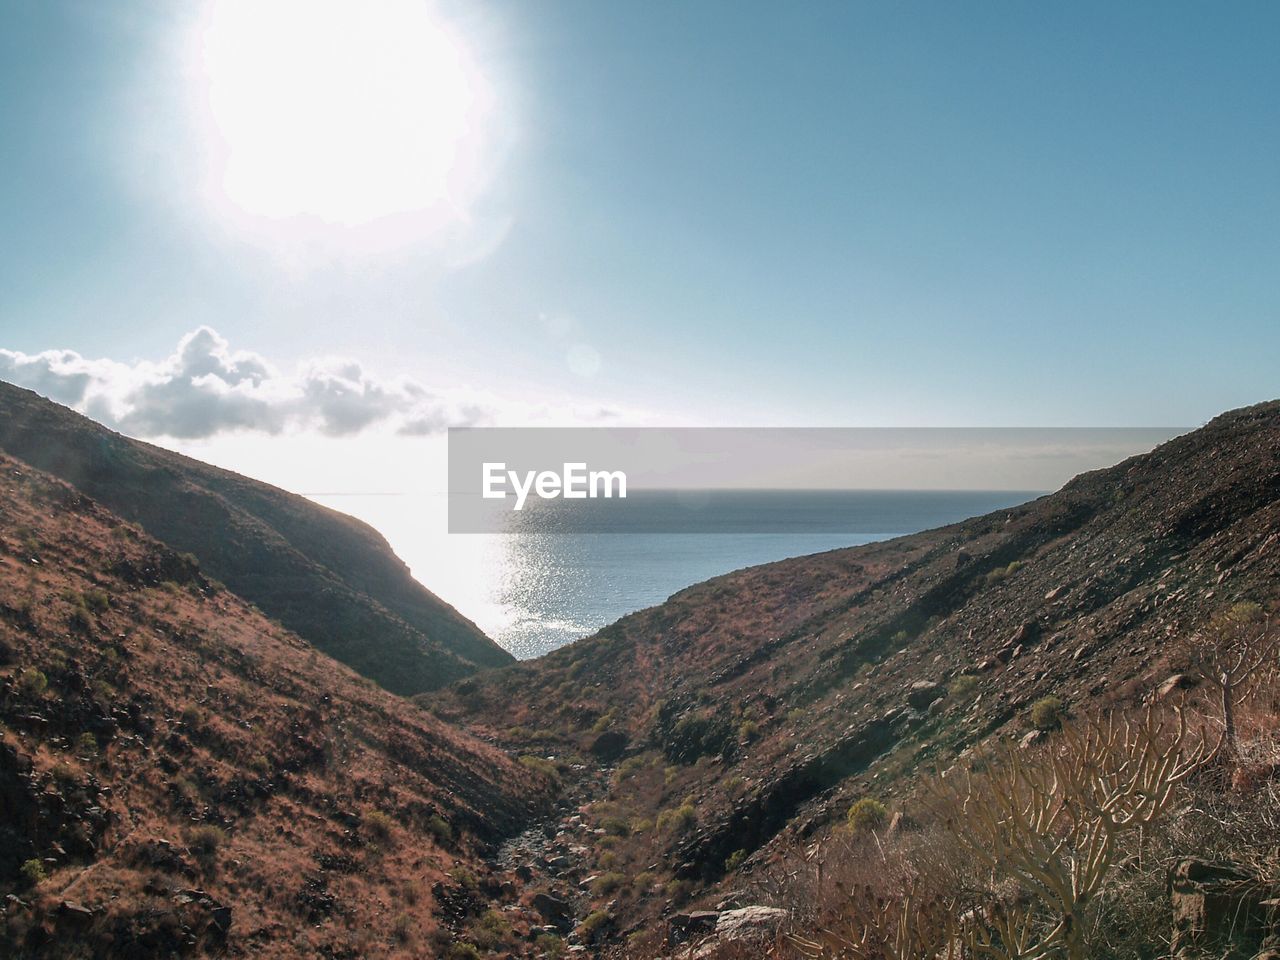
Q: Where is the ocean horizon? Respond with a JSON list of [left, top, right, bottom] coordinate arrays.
[[465, 488, 1043, 657]]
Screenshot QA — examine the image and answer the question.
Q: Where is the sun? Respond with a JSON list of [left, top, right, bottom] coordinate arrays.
[[196, 0, 491, 224]]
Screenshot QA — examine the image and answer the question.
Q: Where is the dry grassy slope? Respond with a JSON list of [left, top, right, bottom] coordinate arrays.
[[0, 453, 555, 958], [433, 400, 1280, 931], [0, 381, 511, 695]]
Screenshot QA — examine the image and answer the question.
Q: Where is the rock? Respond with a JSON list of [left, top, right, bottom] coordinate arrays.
[[1044, 586, 1065, 601], [588, 730, 629, 763], [1169, 858, 1276, 958], [1010, 621, 1040, 646], [1159, 674, 1197, 700], [906, 680, 944, 708], [715, 906, 789, 940], [1019, 730, 1046, 750], [532, 892, 574, 933], [57, 901, 94, 927], [668, 910, 720, 945]]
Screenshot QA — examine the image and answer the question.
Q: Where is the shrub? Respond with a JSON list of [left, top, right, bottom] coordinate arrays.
[[656, 803, 697, 834], [18, 668, 47, 697], [74, 732, 98, 756], [363, 810, 395, 843], [985, 560, 1025, 584], [426, 815, 453, 842], [949, 674, 980, 698], [533, 932, 565, 957], [470, 910, 511, 950], [1030, 696, 1066, 731], [617, 755, 648, 779], [449, 866, 478, 890], [591, 872, 625, 895], [519, 755, 560, 781], [725, 848, 747, 872], [19, 858, 46, 887], [739, 719, 760, 743], [188, 825, 225, 864], [578, 910, 611, 942], [846, 797, 888, 833], [81, 589, 109, 613], [445, 945, 481, 960], [600, 816, 630, 837], [664, 878, 693, 903]]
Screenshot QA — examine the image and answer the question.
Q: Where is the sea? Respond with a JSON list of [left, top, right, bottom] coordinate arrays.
[[312, 489, 1042, 660]]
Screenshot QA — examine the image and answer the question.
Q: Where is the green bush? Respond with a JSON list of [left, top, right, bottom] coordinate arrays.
[[426, 814, 453, 842], [600, 816, 630, 837], [578, 909, 611, 942], [519, 754, 560, 781], [20, 858, 46, 887], [949, 675, 980, 698], [591, 872, 625, 895], [847, 797, 888, 833], [363, 810, 395, 843], [74, 732, 98, 756], [985, 560, 1025, 584], [470, 909, 511, 950], [656, 802, 697, 833], [533, 932, 565, 957], [1030, 696, 1066, 731], [738, 719, 761, 743], [445, 944, 481, 960], [18, 668, 48, 697], [725, 848, 747, 872]]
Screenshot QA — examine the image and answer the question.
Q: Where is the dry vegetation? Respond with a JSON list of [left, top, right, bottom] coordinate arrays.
[[679, 610, 1280, 960], [0, 455, 555, 958]]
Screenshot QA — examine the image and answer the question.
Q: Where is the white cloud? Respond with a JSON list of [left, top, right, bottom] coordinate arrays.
[[0, 327, 488, 440]]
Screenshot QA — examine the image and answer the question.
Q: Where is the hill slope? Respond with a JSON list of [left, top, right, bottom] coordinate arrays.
[[431, 400, 1280, 944], [0, 381, 510, 694], [0, 452, 555, 957]]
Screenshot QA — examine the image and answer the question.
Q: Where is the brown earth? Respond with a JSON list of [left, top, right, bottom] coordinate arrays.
[[432, 399, 1280, 949], [0, 453, 556, 957]]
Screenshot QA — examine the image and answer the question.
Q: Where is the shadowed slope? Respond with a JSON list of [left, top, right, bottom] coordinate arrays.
[[0, 381, 511, 694]]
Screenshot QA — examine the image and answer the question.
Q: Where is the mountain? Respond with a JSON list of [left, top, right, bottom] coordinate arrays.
[[0, 451, 555, 957], [0, 381, 511, 694], [430, 400, 1280, 949]]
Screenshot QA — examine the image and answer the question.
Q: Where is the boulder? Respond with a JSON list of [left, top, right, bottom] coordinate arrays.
[[532, 892, 574, 933], [906, 681, 944, 708], [588, 730, 629, 763], [715, 905, 789, 940], [1169, 858, 1278, 958], [668, 910, 720, 945]]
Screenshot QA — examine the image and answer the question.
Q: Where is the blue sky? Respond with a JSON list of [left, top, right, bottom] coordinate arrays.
[[1, 0, 1277, 433]]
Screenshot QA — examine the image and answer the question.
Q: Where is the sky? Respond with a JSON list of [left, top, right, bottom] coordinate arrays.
[[3, 0, 1274, 638], [1, 0, 1277, 437]]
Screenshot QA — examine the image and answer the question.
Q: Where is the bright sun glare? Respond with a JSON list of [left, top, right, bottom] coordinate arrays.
[[198, 0, 489, 224]]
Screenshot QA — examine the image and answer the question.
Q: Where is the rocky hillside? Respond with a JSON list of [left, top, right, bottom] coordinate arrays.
[[0, 381, 510, 694], [430, 400, 1280, 950], [0, 452, 560, 957]]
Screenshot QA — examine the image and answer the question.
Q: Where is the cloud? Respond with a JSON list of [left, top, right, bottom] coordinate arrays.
[[0, 327, 488, 440]]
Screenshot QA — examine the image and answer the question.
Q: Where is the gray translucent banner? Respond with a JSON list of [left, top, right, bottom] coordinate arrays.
[[447, 427, 1184, 534]]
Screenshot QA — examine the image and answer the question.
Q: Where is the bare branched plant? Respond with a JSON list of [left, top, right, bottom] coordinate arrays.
[[926, 704, 1214, 960], [1187, 602, 1277, 757], [791, 881, 963, 960]]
